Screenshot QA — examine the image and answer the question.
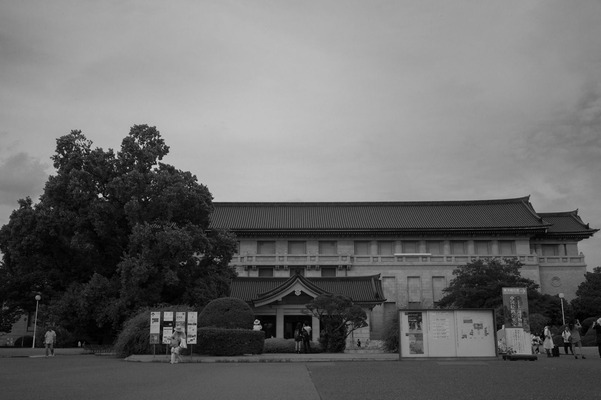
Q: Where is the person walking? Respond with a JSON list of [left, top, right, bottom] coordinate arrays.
[[543, 325, 554, 357], [170, 326, 187, 364], [44, 327, 56, 357], [294, 322, 303, 354], [569, 319, 585, 359], [592, 317, 601, 358], [302, 322, 312, 354], [561, 326, 573, 355], [531, 333, 542, 354]]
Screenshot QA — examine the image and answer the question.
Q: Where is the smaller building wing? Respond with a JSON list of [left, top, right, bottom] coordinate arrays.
[[230, 274, 386, 308]]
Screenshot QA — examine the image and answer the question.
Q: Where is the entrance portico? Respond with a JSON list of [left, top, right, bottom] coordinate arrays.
[[230, 274, 386, 342]]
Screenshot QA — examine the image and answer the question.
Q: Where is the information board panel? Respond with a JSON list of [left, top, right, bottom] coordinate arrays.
[[427, 311, 457, 357], [455, 310, 496, 357], [400, 309, 496, 359]]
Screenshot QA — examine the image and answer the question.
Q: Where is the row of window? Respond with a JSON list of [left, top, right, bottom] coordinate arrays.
[[255, 266, 337, 277], [253, 240, 517, 256]]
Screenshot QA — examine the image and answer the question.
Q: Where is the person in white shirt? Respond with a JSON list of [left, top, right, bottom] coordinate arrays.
[[44, 328, 56, 357]]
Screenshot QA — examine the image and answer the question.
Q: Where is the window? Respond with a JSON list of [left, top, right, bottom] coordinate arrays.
[[320, 267, 336, 277], [288, 241, 306, 254], [474, 240, 492, 255], [354, 241, 370, 255], [541, 244, 559, 256], [450, 241, 467, 255], [499, 240, 516, 255], [426, 241, 442, 255], [257, 241, 275, 254], [258, 267, 274, 277], [378, 241, 394, 255], [402, 241, 418, 253], [432, 277, 446, 304], [318, 241, 337, 255], [407, 277, 422, 303], [289, 267, 305, 276]]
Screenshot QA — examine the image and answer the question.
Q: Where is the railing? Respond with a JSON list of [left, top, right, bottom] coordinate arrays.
[[230, 254, 586, 266]]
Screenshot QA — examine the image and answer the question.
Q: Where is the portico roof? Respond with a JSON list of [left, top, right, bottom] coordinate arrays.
[[230, 274, 386, 307]]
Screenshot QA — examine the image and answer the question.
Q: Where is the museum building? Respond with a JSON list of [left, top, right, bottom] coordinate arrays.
[[209, 196, 597, 345]]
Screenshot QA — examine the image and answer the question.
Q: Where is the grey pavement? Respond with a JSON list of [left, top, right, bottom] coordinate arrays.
[[2, 347, 601, 400], [1, 345, 598, 362]]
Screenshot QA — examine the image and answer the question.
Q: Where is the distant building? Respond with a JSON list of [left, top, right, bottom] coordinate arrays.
[[211, 196, 597, 344]]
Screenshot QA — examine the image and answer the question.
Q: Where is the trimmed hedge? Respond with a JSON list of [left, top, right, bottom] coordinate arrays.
[[114, 305, 194, 358], [196, 327, 264, 356], [198, 297, 254, 329], [263, 337, 323, 353]]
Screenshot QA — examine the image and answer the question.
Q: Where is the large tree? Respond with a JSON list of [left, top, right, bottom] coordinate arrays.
[[0, 125, 237, 342], [570, 266, 601, 321], [437, 258, 539, 309]]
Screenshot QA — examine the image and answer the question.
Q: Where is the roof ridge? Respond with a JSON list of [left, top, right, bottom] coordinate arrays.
[[214, 196, 531, 207]]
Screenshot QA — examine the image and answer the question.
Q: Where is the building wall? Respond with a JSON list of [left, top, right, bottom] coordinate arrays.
[[233, 235, 589, 340]]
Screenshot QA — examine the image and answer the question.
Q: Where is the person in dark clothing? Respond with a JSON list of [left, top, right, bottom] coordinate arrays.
[[592, 318, 601, 358], [294, 322, 303, 354]]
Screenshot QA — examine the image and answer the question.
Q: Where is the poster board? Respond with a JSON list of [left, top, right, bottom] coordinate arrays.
[[400, 309, 496, 359], [150, 311, 198, 345]]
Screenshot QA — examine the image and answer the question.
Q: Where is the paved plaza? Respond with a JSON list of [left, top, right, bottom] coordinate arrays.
[[1, 347, 599, 400]]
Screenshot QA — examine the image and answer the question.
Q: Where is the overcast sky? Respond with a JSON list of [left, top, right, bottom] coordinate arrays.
[[1, 0, 600, 270]]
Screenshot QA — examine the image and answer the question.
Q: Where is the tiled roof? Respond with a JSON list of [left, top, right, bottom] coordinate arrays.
[[210, 196, 547, 233], [539, 211, 598, 237], [230, 274, 386, 305]]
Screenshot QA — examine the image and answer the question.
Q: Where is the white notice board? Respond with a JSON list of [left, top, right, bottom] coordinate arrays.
[[400, 309, 496, 359], [427, 311, 457, 357]]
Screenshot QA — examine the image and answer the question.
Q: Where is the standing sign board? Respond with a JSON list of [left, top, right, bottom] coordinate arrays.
[[501, 287, 532, 355], [149, 311, 161, 344], [150, 311, 199, 345], [187, 311, 198, 345], [400, 309, 496, 359]]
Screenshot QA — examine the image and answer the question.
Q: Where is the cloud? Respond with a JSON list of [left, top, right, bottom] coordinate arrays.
[[0, 152, 48, 207]]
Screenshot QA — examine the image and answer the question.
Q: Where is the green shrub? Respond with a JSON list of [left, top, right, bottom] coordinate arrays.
[[263, 338, 296, 353], [114, 305, 194, 358], [383, 314, 399, 353], [263, 338, 323, 353], [196, 327, 264, 356], [198, 297, 254, 329]]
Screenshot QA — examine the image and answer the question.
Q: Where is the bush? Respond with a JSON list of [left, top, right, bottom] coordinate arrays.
[[114, 305, 194, 358], [198, 298, 254, 329], [196, 327, 264, 356], [319, 322, 346, 353], [383, 314, 399, 353], [263, 337, 323, 353]]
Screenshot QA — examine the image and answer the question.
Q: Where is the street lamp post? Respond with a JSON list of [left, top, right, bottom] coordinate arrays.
[[32, 294, 41, 349], [559, 293, 565, 326]]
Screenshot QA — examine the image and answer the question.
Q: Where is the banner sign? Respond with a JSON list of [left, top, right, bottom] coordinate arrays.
[[149, 311, 161, 344], [501, 287, 532, 355], [502, 287, 529, 331]]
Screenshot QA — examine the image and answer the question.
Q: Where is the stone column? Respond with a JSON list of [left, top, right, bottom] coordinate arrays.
[[276, 308, 284, 339]]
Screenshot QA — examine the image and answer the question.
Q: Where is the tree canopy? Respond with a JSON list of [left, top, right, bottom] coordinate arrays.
[[306, 293, 367, 352], [570, 266, 601, 321], [0, 125, 237, 342], [437, 258, 539, 310]]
